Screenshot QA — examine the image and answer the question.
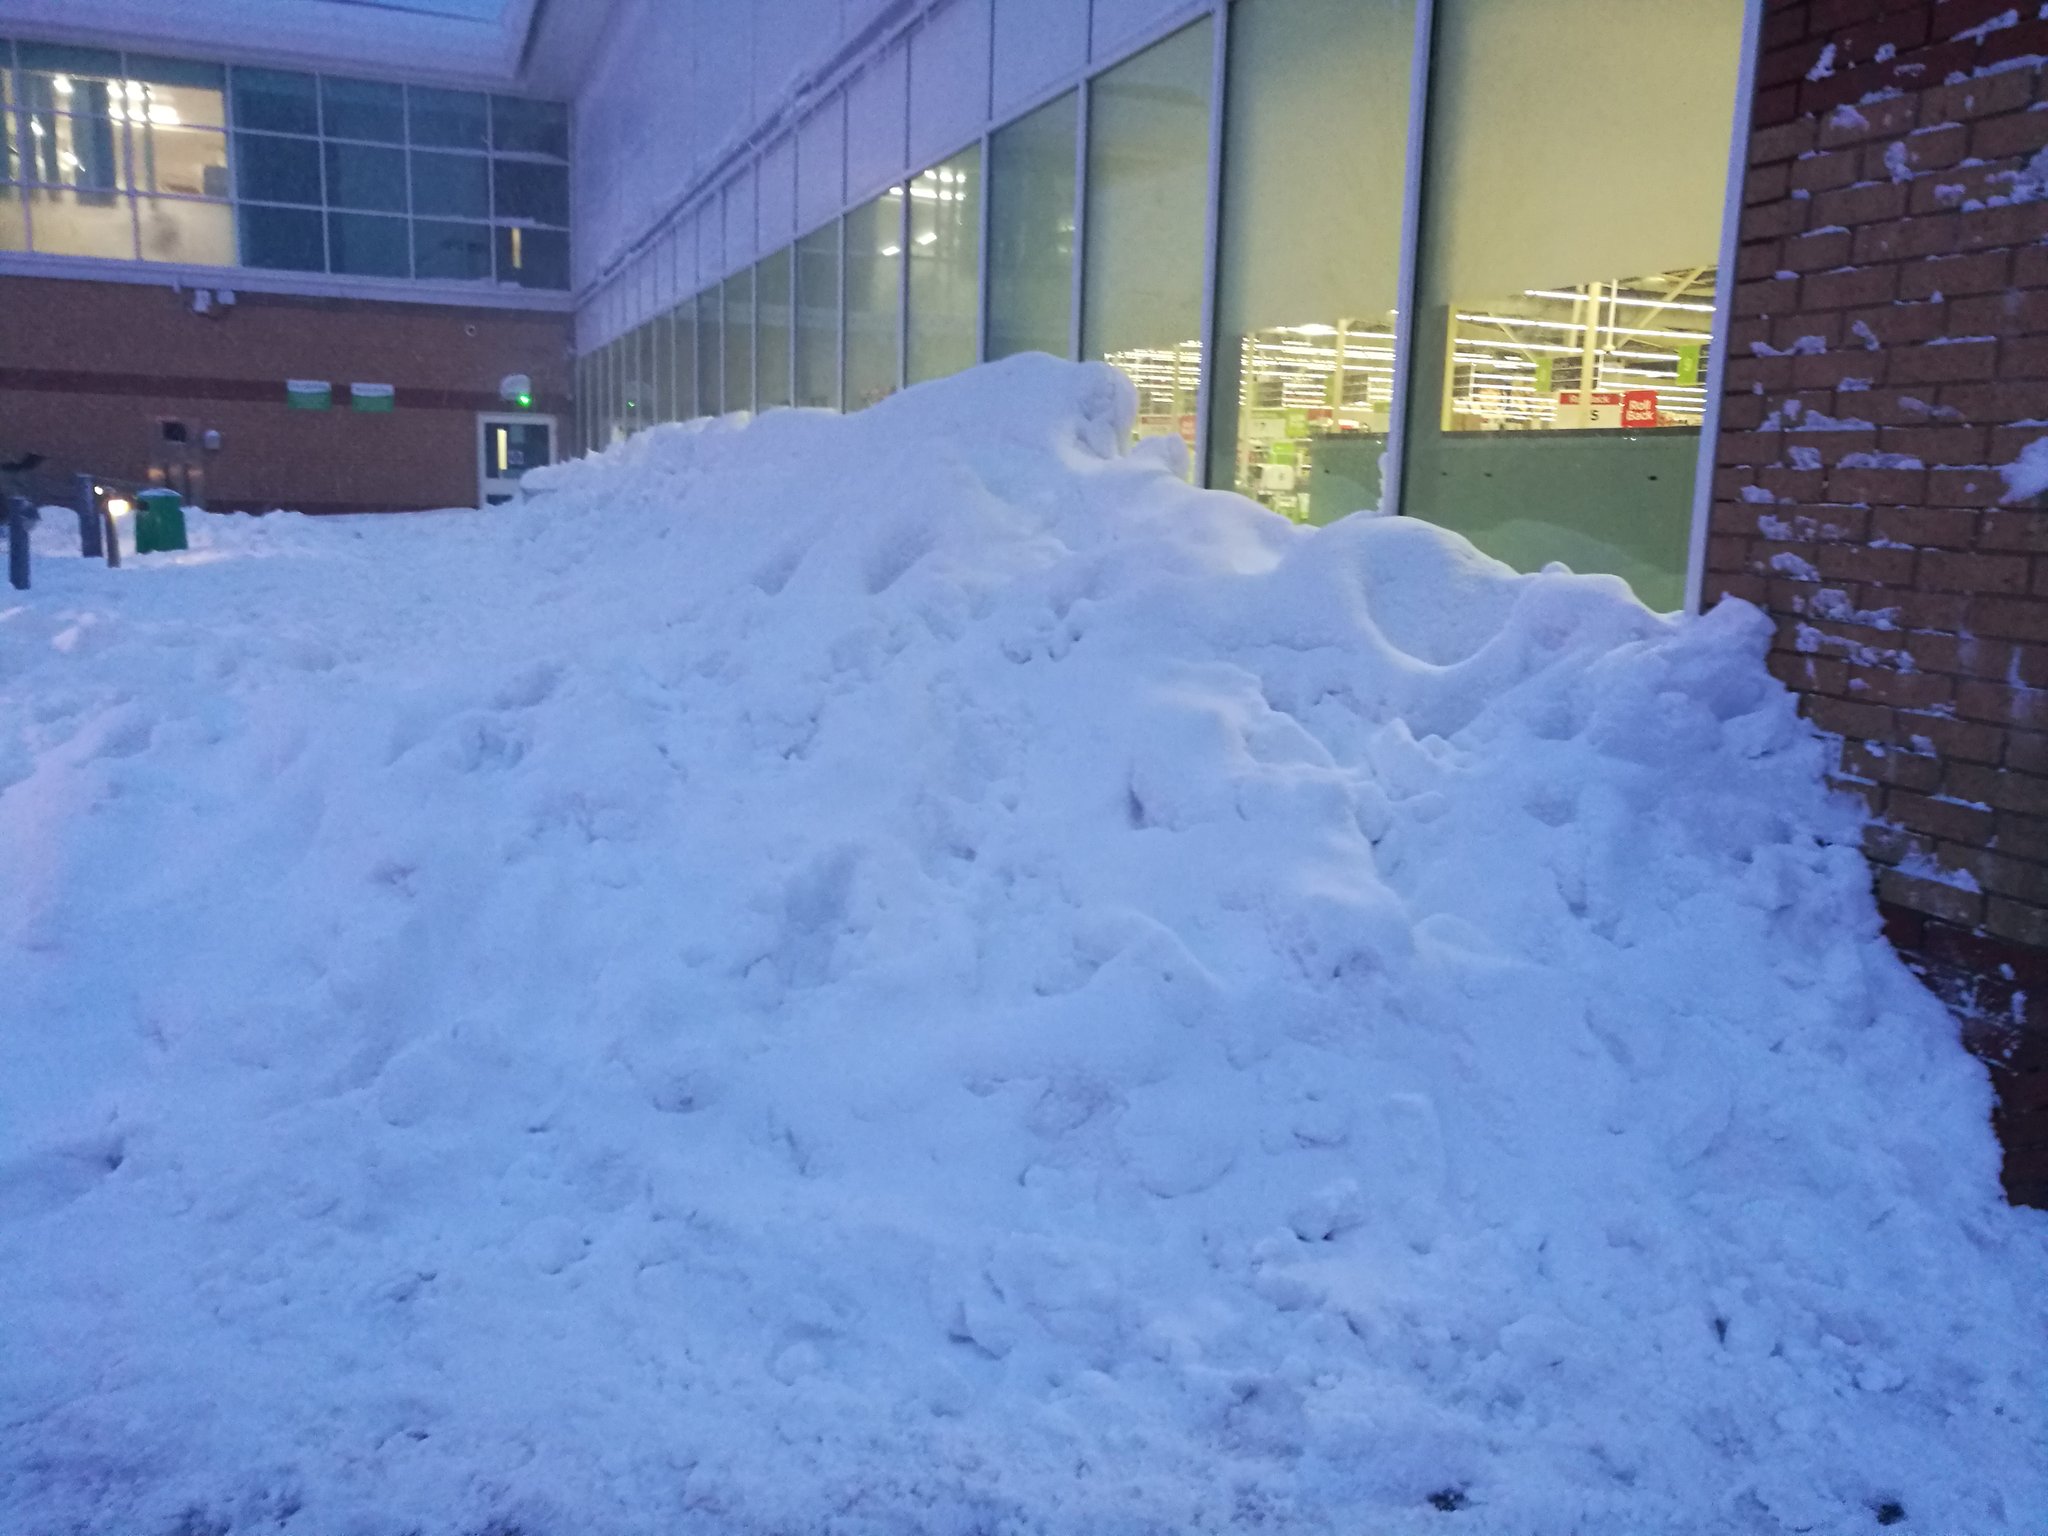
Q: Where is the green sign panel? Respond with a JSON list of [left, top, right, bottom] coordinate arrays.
[[351, 383, 396, 413], [1676, 344, 1702, 387], [286, 379, 331, 411]]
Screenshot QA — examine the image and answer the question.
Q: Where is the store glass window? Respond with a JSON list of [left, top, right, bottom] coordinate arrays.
[[697, 287, 723, 415], [987, 91, 1076, 361], [495, 225, 567, 289], [671, 300, 698, 420], [237, 134, 321, 205], [1401, 0, 1743, 611], [757, 246, 794, 410], [724, 265, 756, 413], [844, 189, 903, 410], [1211, 0, 1416, 521], [321, 76, 405, 143], [239, 203, 323, 270], [492, 96, 569, 159], [325, 142, 406, 212], [651, 309, 675, 422], [1082, 19, 1212, 454], [906, 145, 980, 386], [330, 210, 409, 277], [138, 196, 235, 265], [410, 86, 489, 151], [412, 150, 489, 219], [414, 218, 491, 281], [795, 222, 841, 411], [232, 67, 318, 136], [26, 189, 134, 258]]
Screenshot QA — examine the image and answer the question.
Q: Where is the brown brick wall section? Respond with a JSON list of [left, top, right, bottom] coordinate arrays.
[[0, 275, 572, 513], [1707, 0, 2048, 1205]]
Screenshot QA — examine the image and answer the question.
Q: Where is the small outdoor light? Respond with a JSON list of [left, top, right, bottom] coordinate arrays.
[[106, 497, 132, 518], [500, 373, 534, 410]]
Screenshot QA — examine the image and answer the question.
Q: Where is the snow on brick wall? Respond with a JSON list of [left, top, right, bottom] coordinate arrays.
[[1706, 0, 2048, 1206]]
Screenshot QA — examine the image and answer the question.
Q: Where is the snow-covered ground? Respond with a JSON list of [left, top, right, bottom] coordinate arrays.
[[2, 358, 2043, 1535]]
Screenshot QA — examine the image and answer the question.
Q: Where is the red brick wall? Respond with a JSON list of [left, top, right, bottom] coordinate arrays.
[[0, 275, 572, 513], [1706, 0, 2048, 1206]]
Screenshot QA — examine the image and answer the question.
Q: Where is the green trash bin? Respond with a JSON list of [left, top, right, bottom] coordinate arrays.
[[133, 489, 188, 555]]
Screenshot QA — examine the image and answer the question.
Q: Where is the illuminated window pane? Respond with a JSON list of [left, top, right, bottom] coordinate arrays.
[[23, 109, 128, 193], [1211, 0, 1415, 521], [795, 222, 841, 410], [132, 121, 228, 200], [139, 196, 235, 265], [27, 187, 135, 258], [127, 58, 228, 132], [757, 246, 793, 409], [696, 288, 722, 415], [0, 189, 24, 252], [1082, 19, 1211, 454], [1401, 0, 1743, 611], [987, 91, 1075, 361], [845, 190, 902, 411], [724, 265, 755, 413], [907, 144, 979, 385]]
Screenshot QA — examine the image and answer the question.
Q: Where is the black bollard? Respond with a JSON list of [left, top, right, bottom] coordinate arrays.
[[73, 473, 104, 559], [6, 496, 30, 591]]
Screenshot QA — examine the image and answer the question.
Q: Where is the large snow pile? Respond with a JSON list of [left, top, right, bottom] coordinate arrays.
[[2, 358, 2044, 1536]]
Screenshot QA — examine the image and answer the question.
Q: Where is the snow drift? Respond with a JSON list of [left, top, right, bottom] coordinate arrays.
[[2, 357, 2044, 1535]]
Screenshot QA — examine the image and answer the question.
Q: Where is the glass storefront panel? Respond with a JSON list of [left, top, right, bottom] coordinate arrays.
[[1082, 19, 1212, 454], [724, 266, 756, 413], [412, 151, 489, 220], [22, 108, 128, 193], [651, 308, 675, 422], [1401, 0, 1743, 611], [906, 144, 981, 385], [795, 222, 841, 411], [757, 246, 794, 409], [697, 287, 723, 415], [987, 92, 1076, 362], [139, 196, 235, 265], [844, 190, 903, 410], [231, 67, 318, 136], [0, 189, 25, 252], [410, 86, 489, 151], [126, 57, 228, 130], [672, 300, 698, 421], [1210, 0, 1415, 522]]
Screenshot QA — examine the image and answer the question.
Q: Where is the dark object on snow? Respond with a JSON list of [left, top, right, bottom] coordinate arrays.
[[0, 452, 44, 476], [7, 495, 32, 591], [1874, 1501, 1907, 1526], [1427, 1487, 1469, 1512]]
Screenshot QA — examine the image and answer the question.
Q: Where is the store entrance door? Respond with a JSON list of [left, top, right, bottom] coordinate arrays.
[[478, 414, 556, 506]]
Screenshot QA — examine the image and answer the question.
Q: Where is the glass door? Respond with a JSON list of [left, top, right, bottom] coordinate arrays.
[[478, 413, 556, 506]]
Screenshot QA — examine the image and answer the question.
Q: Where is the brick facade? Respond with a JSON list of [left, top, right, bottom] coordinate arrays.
[[1705, 0, 2048, 1205], [0, 276, 572, 515]]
